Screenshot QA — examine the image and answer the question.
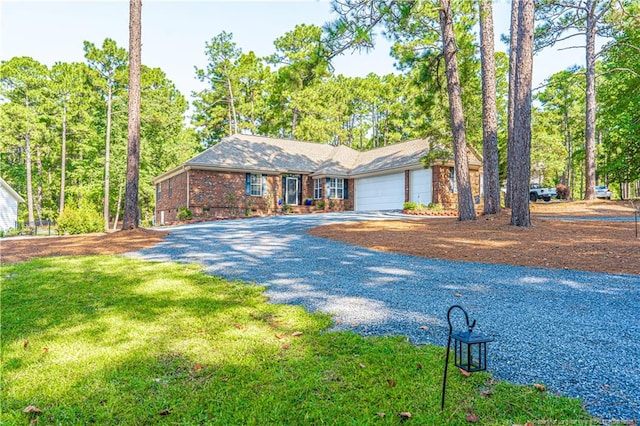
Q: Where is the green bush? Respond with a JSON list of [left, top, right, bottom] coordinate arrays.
[[176, 206, 193, 221], [57, 205, 103, 235], [403, 201, 419, 211], [427, 202, 443, 211]]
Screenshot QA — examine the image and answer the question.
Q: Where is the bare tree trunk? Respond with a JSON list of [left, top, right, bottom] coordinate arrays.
[[25, 96, 35, 227], [123, 0, 142, 230], [113, 177, 124, 230], [226, 74, 238, 134], [292, 106, 298, 135], [36, 145, 43, 223], [439, 0, 476, 221], [479, 0, 500, 215], [506, 0, 520, 209], [59, 105, 67, 215], [584, 0, 597, 200], [510, 0, 534, 227], [104, 86, 113, 231]]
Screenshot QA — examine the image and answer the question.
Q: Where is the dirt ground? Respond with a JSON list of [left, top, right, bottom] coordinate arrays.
[[1, 200, 638, 275], [309, 200, 640, 276], [0, 228, 169, 265]]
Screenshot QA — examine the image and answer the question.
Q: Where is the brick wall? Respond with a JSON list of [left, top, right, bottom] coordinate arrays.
[[155, 170, 356, 224], [432, 166, 482, 209], [155, 172, 188, 224]]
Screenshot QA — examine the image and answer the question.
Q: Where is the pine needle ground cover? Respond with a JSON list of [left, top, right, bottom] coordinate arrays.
[[1, 256, 589, 424]]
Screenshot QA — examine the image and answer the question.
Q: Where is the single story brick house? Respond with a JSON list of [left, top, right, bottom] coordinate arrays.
[[153, 134, 482, 225]]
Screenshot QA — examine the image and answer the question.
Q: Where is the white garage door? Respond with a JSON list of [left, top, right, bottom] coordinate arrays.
[[355, 172, 405, 211], [410, 168, 432, 205]]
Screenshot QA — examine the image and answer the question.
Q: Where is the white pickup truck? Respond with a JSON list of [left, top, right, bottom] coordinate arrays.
[[529, 183, 556, 202]]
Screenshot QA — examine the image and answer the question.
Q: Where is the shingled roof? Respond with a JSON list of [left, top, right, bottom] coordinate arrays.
[[155, 134, 480, 183]]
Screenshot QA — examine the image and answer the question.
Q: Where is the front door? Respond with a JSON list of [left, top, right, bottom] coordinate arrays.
[[285, 177, 299, 205]]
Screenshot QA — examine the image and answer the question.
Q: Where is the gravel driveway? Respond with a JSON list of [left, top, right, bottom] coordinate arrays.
[[129, 212, 640, 421]]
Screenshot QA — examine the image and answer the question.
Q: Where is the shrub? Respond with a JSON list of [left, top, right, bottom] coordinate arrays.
[[556, 184, 569, 200], [403, 202, 419, 211], [176, 206, 193, 221], [57, 205, 103, 235], [427, 202, 443, 211], [315, 200, 325, 210], [282, 204, 292, 214]]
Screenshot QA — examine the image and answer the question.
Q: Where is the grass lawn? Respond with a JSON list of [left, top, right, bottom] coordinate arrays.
[[1, 256, 590, 425]]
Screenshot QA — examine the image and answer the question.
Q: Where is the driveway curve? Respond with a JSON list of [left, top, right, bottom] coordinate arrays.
[[129, 212, 639, 421]]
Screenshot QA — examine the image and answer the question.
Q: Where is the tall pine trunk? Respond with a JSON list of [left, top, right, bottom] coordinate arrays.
[[510, 0, 534, 227], [506, 0, 519, 209], [439, 0, 476, 221], [59, 105, 67, 215], [226, 74, 238, 134], [479, 0, 500, 215], [123, 0, 142, 230], [25, 95, 35, 227], [584, 0, 597, 200], [36, 145, 43, 223], [104, 86, 113, 231]]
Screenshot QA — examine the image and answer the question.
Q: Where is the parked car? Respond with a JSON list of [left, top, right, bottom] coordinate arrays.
[[596, 185, 612, 199], [529, 183, 556, 202]]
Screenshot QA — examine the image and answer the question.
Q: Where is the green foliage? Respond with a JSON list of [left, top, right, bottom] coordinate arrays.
[[282, 203, 292, 213], [403, 201, 421, 210], [403, 201, 443, 212], [176, 206, 193, 221], [0, 256, 590, 424], [57, 204, 103, 235]]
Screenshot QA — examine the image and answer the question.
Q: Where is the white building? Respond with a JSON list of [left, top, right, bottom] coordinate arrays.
[[0, 177, 25, 232]]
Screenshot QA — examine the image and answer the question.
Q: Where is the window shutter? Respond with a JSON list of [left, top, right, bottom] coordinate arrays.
[[344, 179, 349, 199], [262, 174, 267, 197], [245, 173, 251, 195]]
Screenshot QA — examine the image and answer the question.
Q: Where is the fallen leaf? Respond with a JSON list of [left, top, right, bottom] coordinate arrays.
[[193, 363, 202, 372], [466, 413, 479, 422], [335, 318, 342, 324], [398, 412, 412, 421], [291, 331, 303, 337], [282, 343, 290, 349], [30, 419, 37, 425], [525, 422, 535, 426], [42, 348, 49, 354], [233, 323, 244, 330], [158, 409, 171, 416], [359, 363, 366, 369], [480, 389, 492, 398], [387, 379, 396, 387], [416, 363, 423, 370], [275, 333, 285, 339], [419, 325, 429, 330], [454, 293, 463, 297], [458, 367, 471, 377], [23, 340, 29, 349], [23, 405, 43, 414], [534, 383, 546, 392], [221, 376, 229, 382], [376, 412, 386, 418]]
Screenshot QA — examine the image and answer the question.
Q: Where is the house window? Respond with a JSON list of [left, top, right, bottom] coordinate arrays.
[[314, 179, 323, 199], [328, 178, 344, 199], [157, 182, 162, 201], [449, 168, 457, 193], [249, 173, 263, 196], [168, 178, 173, 198]]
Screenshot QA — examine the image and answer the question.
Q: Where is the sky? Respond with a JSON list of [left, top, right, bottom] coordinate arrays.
[[1, 0, 590, 106]]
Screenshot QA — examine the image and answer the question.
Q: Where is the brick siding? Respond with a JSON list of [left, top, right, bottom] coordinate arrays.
[[155, 170, 355, 224], [432, 165, 482, 209]]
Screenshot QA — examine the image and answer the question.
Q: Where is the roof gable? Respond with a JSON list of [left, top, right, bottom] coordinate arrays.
[[0, 177, 25, 203]]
